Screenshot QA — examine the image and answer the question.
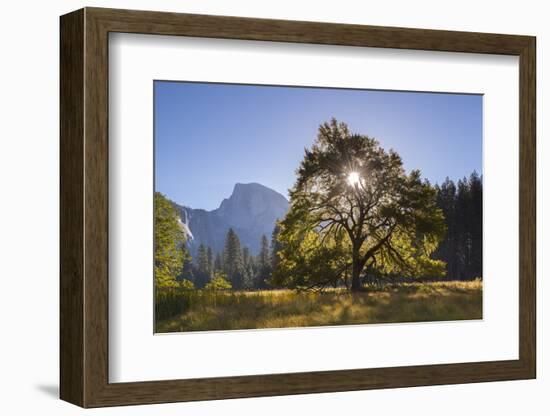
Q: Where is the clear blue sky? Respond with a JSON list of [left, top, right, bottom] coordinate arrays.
[[155, 81, 482, 210]]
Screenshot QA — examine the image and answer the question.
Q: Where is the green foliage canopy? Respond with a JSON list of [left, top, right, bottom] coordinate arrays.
[[154, 192, 191, 287], [272, 119, 446, 291]]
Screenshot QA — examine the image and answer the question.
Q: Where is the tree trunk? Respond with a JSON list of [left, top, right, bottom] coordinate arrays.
[[350, 245, 362, 291]]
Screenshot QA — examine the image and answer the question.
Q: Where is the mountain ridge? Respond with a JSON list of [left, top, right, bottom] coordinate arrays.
[[173, 182, 289, 256]]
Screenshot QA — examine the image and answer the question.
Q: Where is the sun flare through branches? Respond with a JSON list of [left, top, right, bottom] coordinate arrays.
[[347, 171, 361, 187]]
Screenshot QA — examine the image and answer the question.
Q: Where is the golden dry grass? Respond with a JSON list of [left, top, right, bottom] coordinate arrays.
[[155, 280, 482, 333]]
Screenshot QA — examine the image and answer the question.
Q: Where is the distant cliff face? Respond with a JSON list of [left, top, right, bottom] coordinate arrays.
[[174, 183, 289, 256]]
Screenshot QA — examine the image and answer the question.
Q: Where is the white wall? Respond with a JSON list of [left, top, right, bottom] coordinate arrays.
[[0, 0, 545, 414]]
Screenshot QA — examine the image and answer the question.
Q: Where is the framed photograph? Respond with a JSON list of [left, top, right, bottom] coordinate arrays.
[[60, 7, 536, 407]]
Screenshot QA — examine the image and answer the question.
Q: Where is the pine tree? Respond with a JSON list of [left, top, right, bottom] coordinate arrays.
[[195, 244, 211, 288], [469, 171, 483, 279], [223, 228, 244, 289], [270, 223, 282, 274], [206, 246, 214, 277], [179, 243, 194, 283], [242, 245, 250, 267], [214, 252, 223, 272], [241, 246, 255, 289], [434, 172, 482, 281], [434, 178, 457, 280], [456, 177, 472, 280], [257, 234, 271, 288]]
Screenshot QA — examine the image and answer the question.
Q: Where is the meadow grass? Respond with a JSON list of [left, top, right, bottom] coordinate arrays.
[[155, 280, 482, 333]]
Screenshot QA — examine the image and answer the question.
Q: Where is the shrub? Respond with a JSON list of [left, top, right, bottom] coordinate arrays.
[[204, 274, 232, 290], [179, 279, 195, 290]]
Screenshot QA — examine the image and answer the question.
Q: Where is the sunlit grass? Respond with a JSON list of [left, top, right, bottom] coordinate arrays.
[[155, 280, 482, 333]]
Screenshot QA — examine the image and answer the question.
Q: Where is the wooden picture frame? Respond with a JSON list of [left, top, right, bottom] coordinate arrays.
[[60, 7, 536, 408]]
